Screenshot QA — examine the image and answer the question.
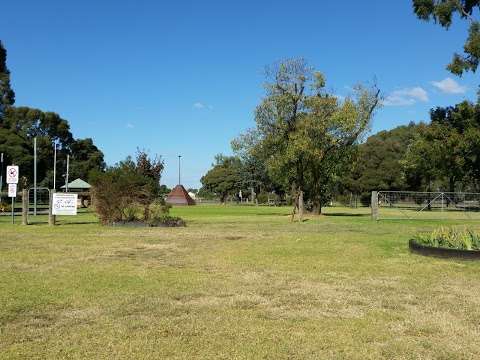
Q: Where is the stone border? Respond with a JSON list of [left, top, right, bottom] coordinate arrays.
[[409, 239, 480, 259]]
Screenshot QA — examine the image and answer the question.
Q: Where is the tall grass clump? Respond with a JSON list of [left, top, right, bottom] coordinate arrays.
[[413, 227, 480, 251]]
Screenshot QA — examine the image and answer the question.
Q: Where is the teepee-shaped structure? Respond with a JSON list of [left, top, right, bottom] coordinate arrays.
[[166, 185, 196, 205], [166, 155, 196, 206]]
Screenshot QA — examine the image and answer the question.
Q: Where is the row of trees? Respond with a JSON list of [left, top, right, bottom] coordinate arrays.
[[202, 1, 480, 217], [201, 98, 480, 210], [0, 40, 105, 190], [343, 101, 480, 203]]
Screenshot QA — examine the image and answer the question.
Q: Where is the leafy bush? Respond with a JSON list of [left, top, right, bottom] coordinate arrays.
[[149, 200, 171, 219], [0, 200, 11, 212], [148, 215, 186, 227], [122, 203, 144, 222], [413, 227, 480, 251], [90, 150, 165, 225]]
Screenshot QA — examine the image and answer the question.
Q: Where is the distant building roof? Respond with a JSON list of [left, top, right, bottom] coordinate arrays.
[[61, 178, 91, 190]]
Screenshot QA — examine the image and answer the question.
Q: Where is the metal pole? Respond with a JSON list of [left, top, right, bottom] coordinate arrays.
[[65, 154, 69, 192], [178, 155, 181, 185], [34, 137, 37, 216], [53, 143, 57, 190], [0, 152, 3, 204], [11, 196, 14, 224]]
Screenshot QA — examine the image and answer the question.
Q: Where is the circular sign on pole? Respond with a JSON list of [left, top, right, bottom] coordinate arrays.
[[6, 166, 19, 184]]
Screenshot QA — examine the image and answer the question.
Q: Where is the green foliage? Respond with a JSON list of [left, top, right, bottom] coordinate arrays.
[[159, 184, 171, 198], [0, 42, 104, 186], [200, 155, 243, 202], [69, 138, 105, 182], [234, 58, 380, 216], [0, 40, 15, 119], [122, 203, 144, 222], [90, 150, 167, 225], [149, 199, 171, 219], [403, 101, 480, 192], [0, 128, 33, 182], [413, 0, 480, 75], [342, 123, 420, 196], [413, 226, 480, 250], [0, 199, 11, 212], [147, 214, 186, 227]]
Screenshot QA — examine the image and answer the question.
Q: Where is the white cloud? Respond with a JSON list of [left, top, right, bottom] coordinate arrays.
[[383, 87, 429, 106], [431, 77, 467, 94], [126, 123, 135, 129], [193, 102, 213, 110]]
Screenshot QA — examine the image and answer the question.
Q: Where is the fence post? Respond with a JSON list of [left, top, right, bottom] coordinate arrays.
[[48, 189, 56, 226], [21, 189, 28, 225], [371, 191, 379, 220]]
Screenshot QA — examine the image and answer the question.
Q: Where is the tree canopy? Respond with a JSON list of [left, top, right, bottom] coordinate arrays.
[[200, 155, 242, 203], [232, 58, 380, 219], [0, 41, 105, 189], [0, 40, 15, 119], [413, 0, 480, 75]]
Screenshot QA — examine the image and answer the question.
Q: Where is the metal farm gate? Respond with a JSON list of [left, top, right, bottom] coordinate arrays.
[[372, 191, 480, 220]]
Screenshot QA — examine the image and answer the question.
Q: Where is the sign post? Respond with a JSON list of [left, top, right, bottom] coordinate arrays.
[[8, 183, 17, 224], [6, 166, 19, 225]]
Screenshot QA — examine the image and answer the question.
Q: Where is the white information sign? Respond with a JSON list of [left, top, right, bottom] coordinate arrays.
[[6, 166, 19, 184], [52, 193, 78, 215], [8, 183, 17, 198]]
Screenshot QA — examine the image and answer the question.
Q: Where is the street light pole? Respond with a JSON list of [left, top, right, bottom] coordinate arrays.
[[53, 142, 57, 190], [65, 154, 70, 192], [34, 137, 37, 216], [178, 155, 181, 185]]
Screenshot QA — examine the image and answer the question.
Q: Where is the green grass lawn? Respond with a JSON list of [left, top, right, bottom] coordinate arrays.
[[1, 205, 480, 359]]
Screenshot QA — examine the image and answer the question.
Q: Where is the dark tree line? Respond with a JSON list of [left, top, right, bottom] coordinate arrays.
[[0, 40, 105, 190]]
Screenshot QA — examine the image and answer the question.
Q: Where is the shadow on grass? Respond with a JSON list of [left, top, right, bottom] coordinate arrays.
[[254, 212, 291, 216], [323, 212, 369, 217], [25, 220, 99, 226]]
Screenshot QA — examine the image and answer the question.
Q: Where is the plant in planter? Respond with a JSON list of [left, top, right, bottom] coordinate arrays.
[[412, 227, 480, 251]]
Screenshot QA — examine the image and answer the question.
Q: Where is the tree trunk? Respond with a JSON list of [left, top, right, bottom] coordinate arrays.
[[449, 177, 455, 193], [291, 192, 298, 222], [312, 201, 322, 215], [427, 180, 432, 211], [298, 189, 304, 222]]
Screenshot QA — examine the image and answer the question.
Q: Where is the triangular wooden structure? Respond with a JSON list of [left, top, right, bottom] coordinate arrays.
[[166, 185, 196, 206]]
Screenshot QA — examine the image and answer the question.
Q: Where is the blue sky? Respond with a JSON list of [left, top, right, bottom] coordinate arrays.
[[2, 1, 478, 188]]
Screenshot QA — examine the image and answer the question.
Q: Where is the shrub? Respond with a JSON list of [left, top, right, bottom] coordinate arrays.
[[122, 203, 144, 222], [0, 200, 11, 212], [148, 215, 186, 227], [256, 192, 268, 204], [90, 150, 165, 225], [149, 200, 171, 219], [413, 227, 480, 251]]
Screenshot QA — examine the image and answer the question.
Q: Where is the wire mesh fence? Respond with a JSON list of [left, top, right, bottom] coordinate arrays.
[[376, 191, 480, 220]]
